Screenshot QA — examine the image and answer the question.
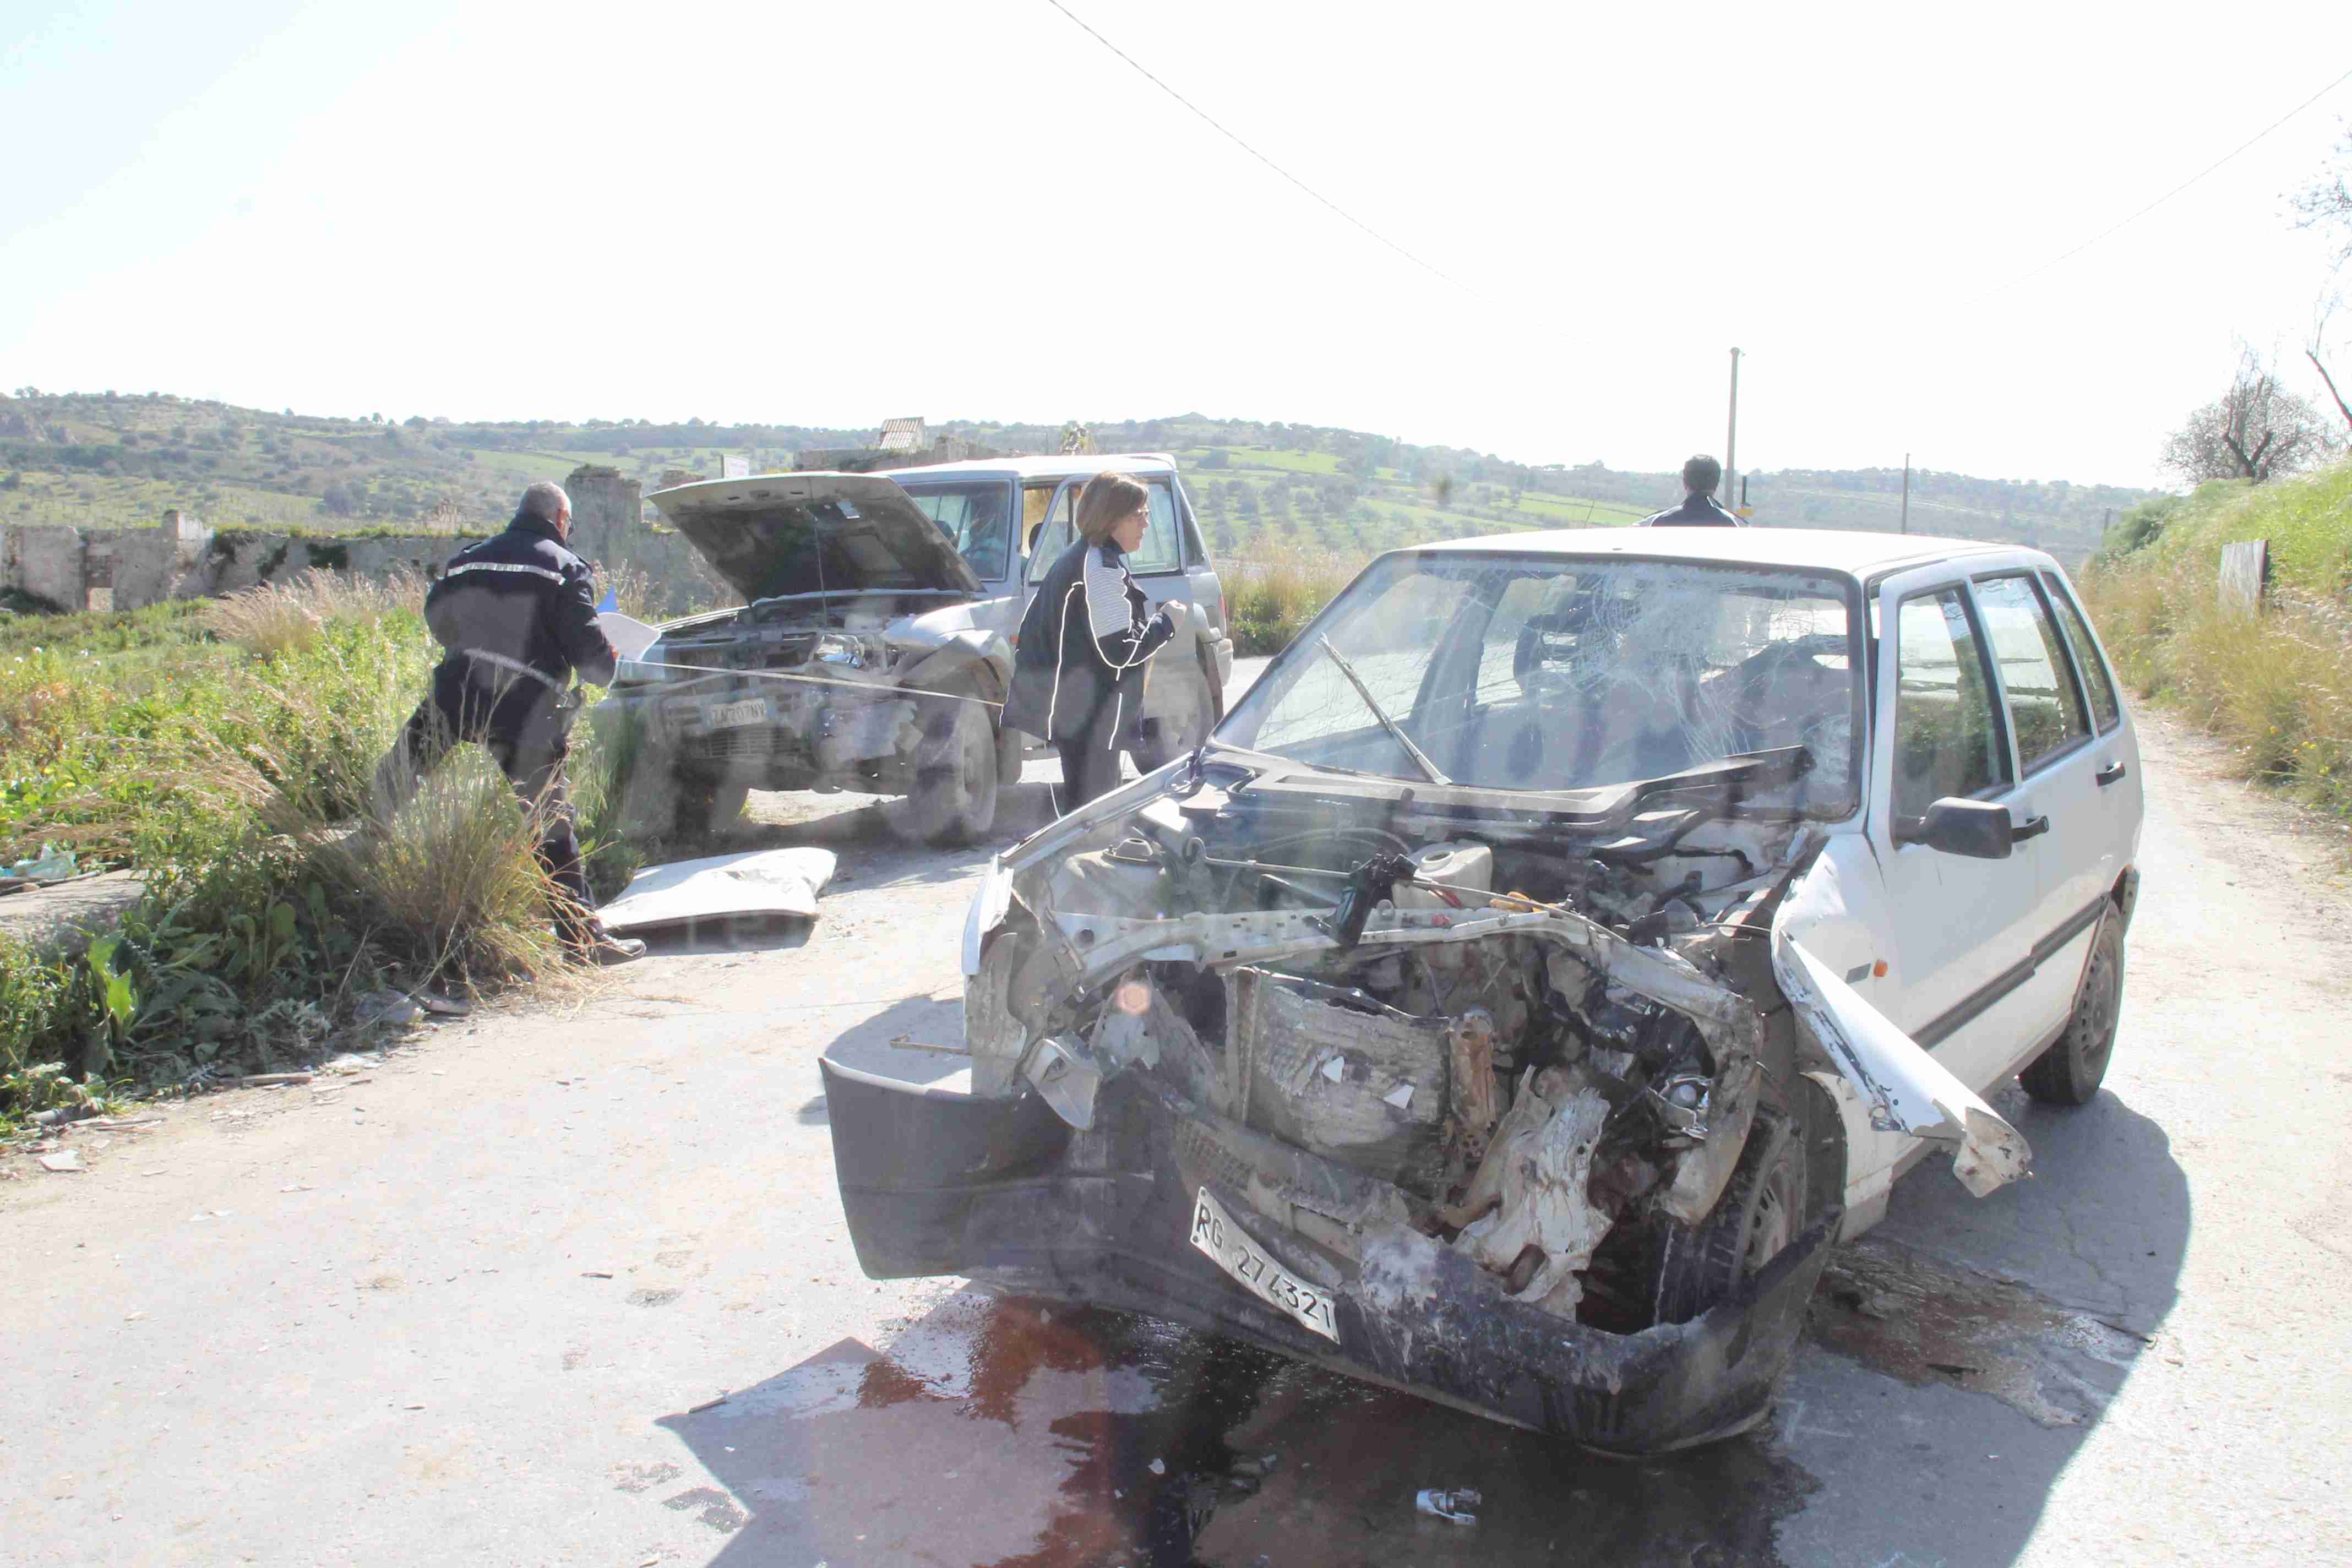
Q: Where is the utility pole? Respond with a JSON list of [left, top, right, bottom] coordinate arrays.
[[1723, 347, 1742, 507], [1900, 453, 1910, 534]]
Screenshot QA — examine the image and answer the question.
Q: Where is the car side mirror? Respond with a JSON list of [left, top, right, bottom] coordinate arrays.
[[1899, 797, 2015, 859]]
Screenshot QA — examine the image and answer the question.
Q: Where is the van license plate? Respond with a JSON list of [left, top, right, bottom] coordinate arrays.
[[1189, 1186, 1338, 1341], [702, 698, 769, 729]]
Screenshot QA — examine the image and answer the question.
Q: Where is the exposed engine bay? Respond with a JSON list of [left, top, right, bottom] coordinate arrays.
[[965, 751, 1823, 1336]]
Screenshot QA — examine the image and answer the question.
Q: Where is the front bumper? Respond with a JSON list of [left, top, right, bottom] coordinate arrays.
[[821, 1054, 1836, 1455]]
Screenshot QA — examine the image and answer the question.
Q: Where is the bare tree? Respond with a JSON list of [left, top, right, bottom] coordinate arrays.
[[2160, 347, 2343, 484], [2293, 126, 2352, 266], [2308, 293, 2352, 435]]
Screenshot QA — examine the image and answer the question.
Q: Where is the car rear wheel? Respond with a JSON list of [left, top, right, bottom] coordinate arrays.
[[2021, 911, 2123, 1106], [906, 695, 999, 845], [1651, 1092, 1807, 1326]]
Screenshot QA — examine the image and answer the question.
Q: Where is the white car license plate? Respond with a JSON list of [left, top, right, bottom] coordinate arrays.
[[702, 697, 769, 729], [1189, 1186, 1338, 1341]]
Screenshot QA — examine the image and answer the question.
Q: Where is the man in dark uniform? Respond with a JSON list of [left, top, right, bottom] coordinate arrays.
[[1637, 454, 1744, 527], [372, 480, 644, 963]]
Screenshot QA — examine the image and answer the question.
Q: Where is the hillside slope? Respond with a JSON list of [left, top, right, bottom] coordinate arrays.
[[2081, 460, 2352, 816], [1, 391, 2153, 559]]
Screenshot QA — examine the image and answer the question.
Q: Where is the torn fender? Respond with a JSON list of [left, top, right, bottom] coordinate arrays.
[[1772, 932, 2030, 1197]]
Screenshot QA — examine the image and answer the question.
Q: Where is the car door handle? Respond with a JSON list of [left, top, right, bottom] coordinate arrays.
[[2095, 761, 2127, 787], [2011, 814, 2050, 843]]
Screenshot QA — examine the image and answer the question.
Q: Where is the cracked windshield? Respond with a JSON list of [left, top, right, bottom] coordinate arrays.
[[1218, 553, 1859, 808]]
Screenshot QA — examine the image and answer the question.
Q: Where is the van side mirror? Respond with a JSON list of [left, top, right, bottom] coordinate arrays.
[[1898, 797, 2015, 859]]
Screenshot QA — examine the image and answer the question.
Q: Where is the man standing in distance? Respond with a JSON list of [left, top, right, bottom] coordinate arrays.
[[373, 480, 644, 963], [1638, 455, 1743, 527]]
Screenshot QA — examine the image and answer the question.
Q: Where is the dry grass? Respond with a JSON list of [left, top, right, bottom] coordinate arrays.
[[314, 754, 569, 982], [2081, 460, 2352, 815], [1226, 544, 1367, 655], [176, 650, 571, 983], [204, 567, 425, 658]]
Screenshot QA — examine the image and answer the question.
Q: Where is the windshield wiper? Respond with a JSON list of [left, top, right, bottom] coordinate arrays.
[[1314, 636, 1449, 786]]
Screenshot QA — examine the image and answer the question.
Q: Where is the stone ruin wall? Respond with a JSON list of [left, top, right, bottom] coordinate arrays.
[[1, 469, 732, 618]]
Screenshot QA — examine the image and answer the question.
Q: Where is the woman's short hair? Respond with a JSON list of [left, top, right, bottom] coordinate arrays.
[[1075, 471, 1150, 544]]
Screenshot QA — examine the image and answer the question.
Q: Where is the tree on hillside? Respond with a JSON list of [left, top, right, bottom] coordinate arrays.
[[2294, 127, 2351, 265], [2160, 350, 2341, 484]]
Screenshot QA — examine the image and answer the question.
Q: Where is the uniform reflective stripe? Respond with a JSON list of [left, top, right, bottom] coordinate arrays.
[[444, 560, 566, 585]]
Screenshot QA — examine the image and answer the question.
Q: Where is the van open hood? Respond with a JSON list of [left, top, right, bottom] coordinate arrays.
[[647, 472, 981, 603]]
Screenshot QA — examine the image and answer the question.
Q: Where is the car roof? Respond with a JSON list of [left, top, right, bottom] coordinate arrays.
[[876, 452, 1178, 483], [1397, 526, 2026, 578]]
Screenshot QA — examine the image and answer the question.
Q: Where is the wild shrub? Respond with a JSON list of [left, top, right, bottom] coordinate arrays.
[[0, 571, 596, 1106], [1226, 545, 1365, 656], [2079, 458, 2352, 818]]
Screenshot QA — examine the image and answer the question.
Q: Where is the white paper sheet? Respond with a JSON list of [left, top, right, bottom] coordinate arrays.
[[598, 611, 659, 661]]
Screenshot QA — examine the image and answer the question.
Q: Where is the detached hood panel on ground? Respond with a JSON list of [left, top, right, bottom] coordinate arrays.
[[597, 847, 839, 933], [647, 472, 982, 604]]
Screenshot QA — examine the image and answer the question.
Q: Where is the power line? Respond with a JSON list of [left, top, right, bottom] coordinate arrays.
[[1039, 0, 1464, 290], [1979, 63, 2352, 301]]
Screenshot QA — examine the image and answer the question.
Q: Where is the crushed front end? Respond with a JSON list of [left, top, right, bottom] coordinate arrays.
[[824, 750, 1857, 1452]]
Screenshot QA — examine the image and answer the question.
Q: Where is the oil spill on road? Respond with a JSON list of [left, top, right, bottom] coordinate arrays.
[[1808, 1235, 2143, 1427], [654, 1289, 1819, 1567]]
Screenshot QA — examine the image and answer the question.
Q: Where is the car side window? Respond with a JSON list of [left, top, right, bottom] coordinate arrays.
[[1125, 482, 1183, 576], [1024, 484, 1075, 585], [2040, 572, 2120, 732], [1894, 587, 2011, 821], [1973, 573, 2090, 771]]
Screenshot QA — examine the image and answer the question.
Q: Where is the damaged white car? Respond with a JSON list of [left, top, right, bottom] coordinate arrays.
[[821, 529, 2144, 1452]]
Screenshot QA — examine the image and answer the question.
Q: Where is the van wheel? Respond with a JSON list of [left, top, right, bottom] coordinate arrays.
[[1652, 1091, 1806, 1325], [2021, 912, 2123, 1106], [907, 696, 999, 845]]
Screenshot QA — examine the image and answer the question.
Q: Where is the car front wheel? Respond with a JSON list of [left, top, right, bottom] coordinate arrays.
[[1651, 1093, 1808, 1326], [2021, 910, 2124, 1106], [906, 695, 999, 845]]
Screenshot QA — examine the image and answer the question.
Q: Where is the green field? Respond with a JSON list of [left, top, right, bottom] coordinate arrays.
[[0, 391, 2152, 561]]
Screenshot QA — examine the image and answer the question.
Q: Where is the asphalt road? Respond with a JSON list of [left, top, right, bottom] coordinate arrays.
[[6, 668, 2350, 1566]]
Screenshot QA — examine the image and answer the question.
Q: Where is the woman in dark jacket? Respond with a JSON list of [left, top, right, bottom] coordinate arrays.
[[1002, 472, 1178, 811]]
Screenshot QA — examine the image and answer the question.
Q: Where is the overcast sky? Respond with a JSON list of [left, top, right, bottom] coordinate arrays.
[[6, 1, 2350, 488]]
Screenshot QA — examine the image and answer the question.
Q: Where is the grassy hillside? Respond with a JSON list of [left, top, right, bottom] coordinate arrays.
[[2080, 461, 2352, 816], [0, 390, 2153, 557]]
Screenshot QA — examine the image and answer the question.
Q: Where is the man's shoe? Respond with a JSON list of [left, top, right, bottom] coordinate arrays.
[[569, 931, 646, 965]]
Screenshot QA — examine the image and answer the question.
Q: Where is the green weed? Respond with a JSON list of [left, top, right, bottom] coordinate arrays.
[[1226, 545, 1366, 656], [2080, 459, 2352, 818]]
